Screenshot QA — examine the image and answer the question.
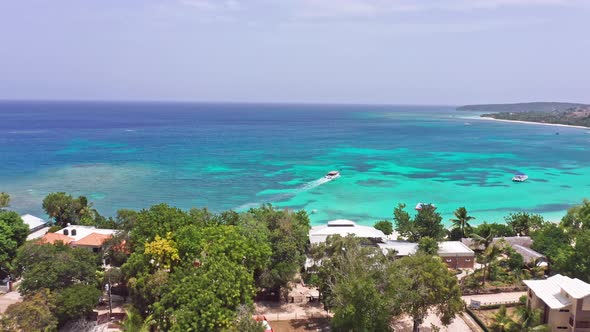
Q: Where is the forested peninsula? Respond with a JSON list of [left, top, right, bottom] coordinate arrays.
[[458, 102, 590, 128]]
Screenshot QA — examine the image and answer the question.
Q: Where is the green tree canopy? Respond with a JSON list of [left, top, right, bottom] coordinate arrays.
[[417, 237, 439, 255], [449, 207, 475, 239], [42, 192, 97, 227], [388, 254, 464, 332], [54, 284, 101, 325], [0, 289, 58, 332], [154, 258, 256, 332], [505, 212, 544, 236], [13, 242, 98, 295], [0, 192, 10, 210], [0, 211, 29, 270], [374, 220, 393, 235], [394, 203, 446, 242], [561, 198, 590, 234]]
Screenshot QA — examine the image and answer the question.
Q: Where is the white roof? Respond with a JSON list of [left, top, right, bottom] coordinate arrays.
[[309, 219, 385, 244], [378, 241, 418, 256], [26, 226, 50, 240], [438, 241, 474, 257], [57, 225, 117, 242], [378, 240, 474, 257], [21, 214, 47, 230], [524, 274, 590, 309]]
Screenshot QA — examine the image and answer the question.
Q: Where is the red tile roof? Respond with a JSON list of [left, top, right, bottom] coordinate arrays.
[[73, 233, 112, 247], [41, 233, 73, 245]]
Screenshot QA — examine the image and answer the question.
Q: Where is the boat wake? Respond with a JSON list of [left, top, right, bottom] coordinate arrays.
[[235, 176, 337, 211]]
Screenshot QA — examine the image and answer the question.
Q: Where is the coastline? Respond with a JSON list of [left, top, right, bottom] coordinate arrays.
[[476, 116, 590, 130]]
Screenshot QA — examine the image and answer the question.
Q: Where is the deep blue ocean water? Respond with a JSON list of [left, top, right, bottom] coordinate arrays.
[[1, 101, 590, 225]]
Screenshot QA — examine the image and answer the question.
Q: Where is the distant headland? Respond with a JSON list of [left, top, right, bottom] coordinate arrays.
[[457, 102, 590, 128]]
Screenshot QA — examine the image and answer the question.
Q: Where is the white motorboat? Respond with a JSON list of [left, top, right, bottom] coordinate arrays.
[[512, 173, 528, 182], [325, 170, 340, 180]]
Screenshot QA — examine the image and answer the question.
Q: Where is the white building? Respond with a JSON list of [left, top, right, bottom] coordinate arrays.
[[524, 274, 590, 331], [309, 219, 386, 245]]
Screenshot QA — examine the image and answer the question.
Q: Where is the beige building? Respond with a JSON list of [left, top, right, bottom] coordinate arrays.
[[524, 274, 590, 332]]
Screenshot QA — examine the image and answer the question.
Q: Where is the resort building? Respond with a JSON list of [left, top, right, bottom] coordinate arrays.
[[41, 225, 117, 252], [461, 236, 548, 267], [21, 214, 51, 240], [308, 219, 386, 245], [524, 274, 590, 332], [378, 240, 475, 269]]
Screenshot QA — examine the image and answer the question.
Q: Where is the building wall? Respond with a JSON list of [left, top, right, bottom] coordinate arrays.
[[547, 308, 571, 331], [440, 255, 474, 269], [573, 298, 590, 332]]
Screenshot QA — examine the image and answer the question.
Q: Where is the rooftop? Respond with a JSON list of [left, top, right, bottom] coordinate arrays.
[[378, 240, 474, 257], [309, 219, 385, 245], [20, 214, 47, 231], [438, 241, 474, 256], [524, 274, 590, 309]]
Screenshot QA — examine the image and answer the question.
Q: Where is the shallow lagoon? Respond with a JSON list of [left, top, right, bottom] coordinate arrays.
[[1, 101, 589, 225]]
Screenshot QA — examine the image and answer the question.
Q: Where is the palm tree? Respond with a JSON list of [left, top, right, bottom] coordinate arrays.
[[450, 207, 475, 238], [491, 305, 518, 332], [513, 306, 551, 332], [479, 244, 502, 286]]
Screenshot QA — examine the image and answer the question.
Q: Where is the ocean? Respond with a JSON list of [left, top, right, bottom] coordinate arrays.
[[1, 101, 589, 226]]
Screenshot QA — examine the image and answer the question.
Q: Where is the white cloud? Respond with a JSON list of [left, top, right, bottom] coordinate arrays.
[[293, 0, 590, 19], [179, 0, 242, 11]]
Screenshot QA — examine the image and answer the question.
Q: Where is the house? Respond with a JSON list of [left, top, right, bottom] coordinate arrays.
[[461, 236, 548, 267], [20, 214, 47, 232], [378, 240, 475, 269], [41, 225, 117, 252], [309, 219, 386, 245], [524, 274, 590, 332]]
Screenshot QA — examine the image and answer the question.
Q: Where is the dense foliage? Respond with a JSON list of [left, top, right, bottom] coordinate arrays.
[[13, 242, 98, 295], [0, 211, 28, 271], [393, 203, 446, 241], [120, 203, 309, 331], [373, 220, 393, 235], [309, 235, 463, 332]]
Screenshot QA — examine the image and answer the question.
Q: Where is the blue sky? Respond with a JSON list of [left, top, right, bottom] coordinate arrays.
[[1, 0, 589, 104]]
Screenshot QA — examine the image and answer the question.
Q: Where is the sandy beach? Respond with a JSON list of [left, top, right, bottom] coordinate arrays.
[[474, 116, 590, 130]]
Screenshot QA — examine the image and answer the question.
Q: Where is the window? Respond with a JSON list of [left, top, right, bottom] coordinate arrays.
[[446, 259, 452, 262], [557, 327, 568, 330], [577, 321, 590, 328], [465, 258, 471, 262], [559, 309, 570, 312]]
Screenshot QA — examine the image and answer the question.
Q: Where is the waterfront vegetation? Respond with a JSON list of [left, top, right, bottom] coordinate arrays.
[[1, 191, 590, 331]]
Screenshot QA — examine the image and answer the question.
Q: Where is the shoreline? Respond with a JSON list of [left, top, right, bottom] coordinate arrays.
[[475, 116, 590, 130]]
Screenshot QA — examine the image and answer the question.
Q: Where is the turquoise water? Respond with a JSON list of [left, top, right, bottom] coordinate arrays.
[[1, 101, 589, 226]]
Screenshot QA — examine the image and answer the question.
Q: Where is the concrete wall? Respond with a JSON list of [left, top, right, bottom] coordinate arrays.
[[573, 297, 590, 332]]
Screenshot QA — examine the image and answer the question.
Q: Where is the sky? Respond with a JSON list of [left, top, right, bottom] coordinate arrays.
[[0, 0, 589, 105]]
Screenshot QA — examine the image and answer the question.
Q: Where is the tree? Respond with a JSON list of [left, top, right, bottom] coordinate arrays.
[[418, 237, 439, 255], [389, 254, 463, 332], [0, 192, 10, 210], [478, 244, 502, 285], [531, 223, 570, 261], [374, 220, 393, 235], [310, 235, 393, 332], [505, 212, 544, 236], [154, 258, 257, 332], [248, 205, 310, 294], [394, 203, 446, 242], [0, 211, 29, 270], [13, 242, 98, 295], [42, 192, 93, 227], [561, 199, 590, 234], [54, 284, 101, 324], [144, 232, 180, 270], [552, 230, 590, 282], [225, 306, 265, 332], [0, 289, 58, 332], [450, 207, 475, 239], [490, 305, 517, 332]]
